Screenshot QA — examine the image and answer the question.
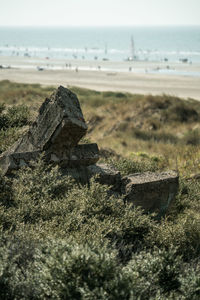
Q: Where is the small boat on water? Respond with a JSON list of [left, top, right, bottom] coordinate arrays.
[[125, 35, 138, 61]]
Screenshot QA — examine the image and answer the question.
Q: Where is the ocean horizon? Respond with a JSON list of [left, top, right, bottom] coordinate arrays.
[[0, 26, 200, 63]]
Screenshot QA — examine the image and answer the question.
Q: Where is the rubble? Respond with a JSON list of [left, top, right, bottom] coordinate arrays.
[[0, 86, 179, 215], [87, 163, 121, 189], [122, 171, 179, 216], [0, 86, 95, 175]]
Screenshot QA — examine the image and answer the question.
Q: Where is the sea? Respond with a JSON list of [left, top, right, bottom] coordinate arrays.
[[0, 26, 200, 72]]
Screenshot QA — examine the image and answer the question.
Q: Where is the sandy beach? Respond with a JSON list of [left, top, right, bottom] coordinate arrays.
[[0, 56, 200, 100]]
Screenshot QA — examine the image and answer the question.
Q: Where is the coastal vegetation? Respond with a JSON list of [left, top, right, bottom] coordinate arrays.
[[0, 80, 200, 299]]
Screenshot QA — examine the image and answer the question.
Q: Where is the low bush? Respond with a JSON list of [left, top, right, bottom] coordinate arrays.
[[2, 238, 200, 299], [0, 82, 200, 299], [0, 105, 30, 130], [164, 103, 199, 123], [123, 247, 182, 299], [148, 209, 200, 261], [108, 155, 163, 176], [132, 128, 178, 144], [182, 129, 200, 146], [0, 127, 22, 153]]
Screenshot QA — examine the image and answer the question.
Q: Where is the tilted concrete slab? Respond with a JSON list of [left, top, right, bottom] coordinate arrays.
[[122, 171, 179, 216], [0, 86, 100, 175], [12, 86, 87, 155]]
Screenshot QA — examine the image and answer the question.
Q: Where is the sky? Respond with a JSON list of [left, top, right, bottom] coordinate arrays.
[[0, 0, 200, 27]]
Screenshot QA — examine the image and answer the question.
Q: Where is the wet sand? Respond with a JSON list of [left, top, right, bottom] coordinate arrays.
[[0, 56, 200, 100]]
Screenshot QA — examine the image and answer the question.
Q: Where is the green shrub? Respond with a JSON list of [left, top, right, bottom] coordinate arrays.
[[163, 103, 199, 123], [180, 264, 200, 299], [0, 157, 155, 256], [132, 128, 178, 144], [148, 210, 200, 261], [0, 172, 13, 208], [108, 156, 161, 176], [182, 129, 200, 146], [0, 237, 37, 300], [6, 105, 30, 128], [33, 240, 126, 300], [0, 127, 22, 153], [0, 114, 9, 130], [0, 103, 5, 114], [1, 82, 200, 299], [0, 105, 30, 130], [123, 247, 182, 299]]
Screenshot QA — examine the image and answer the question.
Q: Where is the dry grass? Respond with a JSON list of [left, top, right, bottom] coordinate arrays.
[[1, 80, 200, 177], [1, 81, 200, 299]]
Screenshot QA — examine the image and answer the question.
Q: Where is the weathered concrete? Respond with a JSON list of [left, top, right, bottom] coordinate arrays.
[[0, 144, 100, 176], [54, 143, 100, 167], [0, 85, 179, 216], [12, 86, 87, 156], [0, 151, 41, 175], [87, 163, 121, 189], [122, 171, 179, 216], [0, 86, 100, 174], [61, 163, 121, 187]]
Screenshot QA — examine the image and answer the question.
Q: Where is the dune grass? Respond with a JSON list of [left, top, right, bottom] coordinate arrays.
[[0, 80, 200, 299]]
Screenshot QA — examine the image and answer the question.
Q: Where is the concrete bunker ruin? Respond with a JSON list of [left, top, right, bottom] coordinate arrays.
[[0, 86, 179, 216]]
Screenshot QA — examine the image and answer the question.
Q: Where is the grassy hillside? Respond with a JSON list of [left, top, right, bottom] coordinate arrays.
[[0, 80, 200, 299]]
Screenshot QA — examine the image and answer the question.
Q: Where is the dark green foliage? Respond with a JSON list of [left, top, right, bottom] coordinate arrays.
[[0, 82, 200, 299], [1, 238, 200, 299], [0, 172, 13, 207], [145, 94, 200, 123], [182, 129, 200, 146], [0, 104, 30, 130], [0, 114, 9, 130], [0, 103, 5, 113], [0, 128, 22, 153], [33, 240, 127, 300], [108, 155, 162, 176], [0, 238, 37, 300], [123, 247, 182, 299], [6, 105, 30, 128], [0, 157, 199, 298], [164, 103, 199, 123], [180, 264, 200, 299]]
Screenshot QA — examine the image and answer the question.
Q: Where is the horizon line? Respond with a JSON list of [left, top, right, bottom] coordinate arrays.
[[0, 24, 200, 28]]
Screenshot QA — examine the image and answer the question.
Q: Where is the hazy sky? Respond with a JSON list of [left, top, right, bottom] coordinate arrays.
[[0, 0, 200, 27]]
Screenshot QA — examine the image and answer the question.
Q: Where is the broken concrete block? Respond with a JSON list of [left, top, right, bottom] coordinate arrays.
[[61, 163, 121, 189], [68, 143, 99, 167], [50, 143, 100, 167], [0, 151, 41, 175], [122, 171, 179, 216], [0, 86, 92, 174], [12, 86, 87, 156], [0, 143, 99, 176], [87, 163, 121, 189]]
